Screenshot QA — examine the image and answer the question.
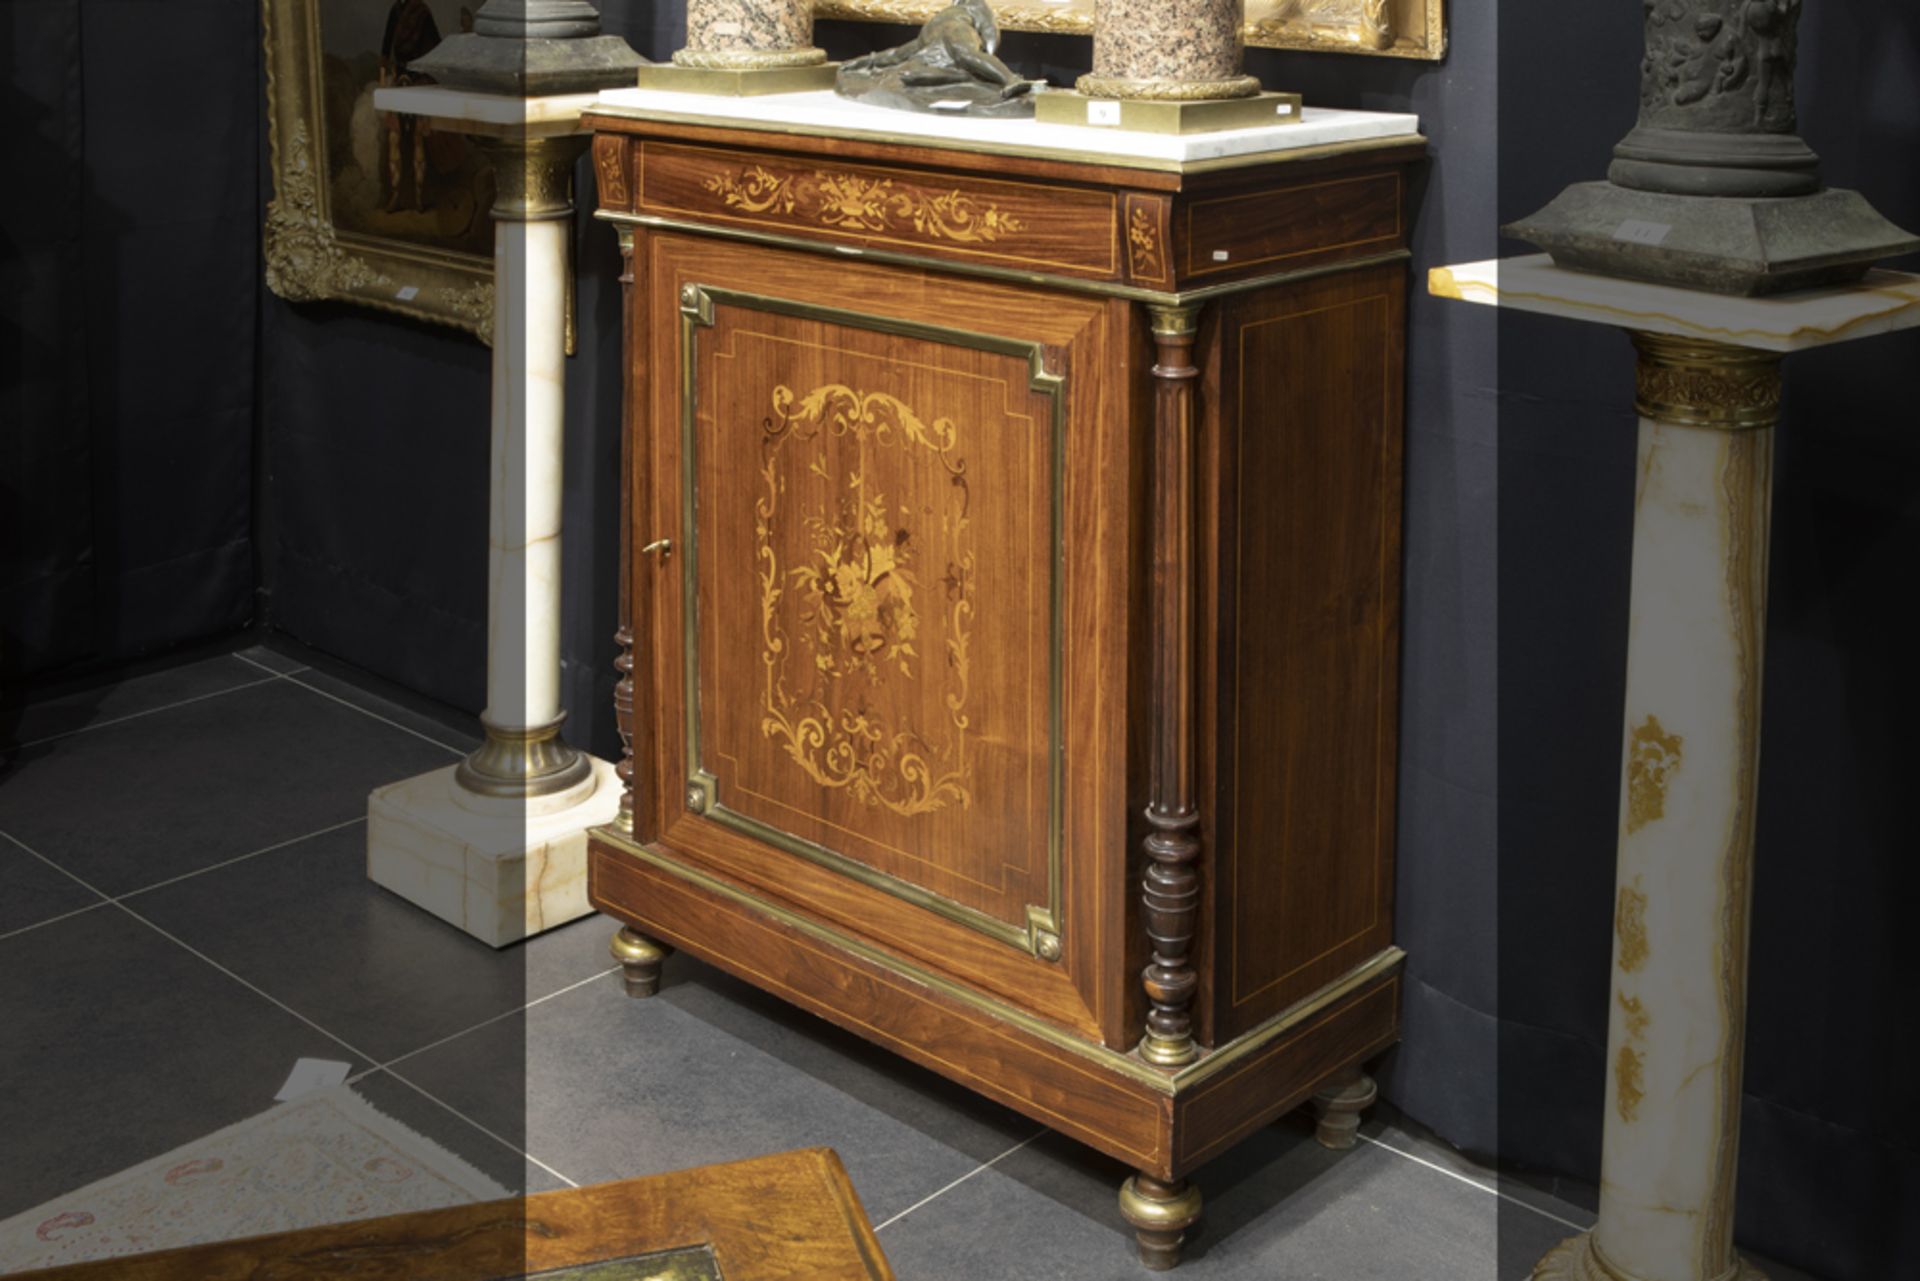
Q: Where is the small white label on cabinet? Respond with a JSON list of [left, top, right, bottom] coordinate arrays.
[[931, 100, 969, 112], [1277, 102, 1296, 117], [394, 285, 420, 302], [1212, 250, 1231, 262], [1087, 100, 1121, 126], [1613, 219, 1673, 246]]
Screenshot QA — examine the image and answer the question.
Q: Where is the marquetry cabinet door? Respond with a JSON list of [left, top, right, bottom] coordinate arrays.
[[629, 230, 1139, 1050]]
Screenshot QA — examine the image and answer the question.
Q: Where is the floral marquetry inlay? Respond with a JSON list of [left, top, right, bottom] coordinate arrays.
[[757, 383, 976, 818], [1127, 206, 1164, 281], [703, 166, 1028, 243]]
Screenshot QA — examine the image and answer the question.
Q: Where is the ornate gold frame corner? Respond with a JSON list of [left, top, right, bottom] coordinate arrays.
[[813, 0, 1447, 62], [262, 0, 494, 341]]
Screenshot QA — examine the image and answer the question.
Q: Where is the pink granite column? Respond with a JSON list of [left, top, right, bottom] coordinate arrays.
[[1080, 0, 1259, 100], [675, 0, 824, 69]]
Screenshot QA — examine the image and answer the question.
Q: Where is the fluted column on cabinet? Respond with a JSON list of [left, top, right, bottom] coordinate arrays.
[[1140, 300, 1205, 1072]]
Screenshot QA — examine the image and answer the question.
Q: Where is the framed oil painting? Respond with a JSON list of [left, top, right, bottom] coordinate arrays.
[[263, 0, 495, 340], [813, 0, 1447, 61]]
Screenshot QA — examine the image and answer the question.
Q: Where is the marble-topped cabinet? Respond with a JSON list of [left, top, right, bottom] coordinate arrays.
[[583, 87, 1426, 1269]]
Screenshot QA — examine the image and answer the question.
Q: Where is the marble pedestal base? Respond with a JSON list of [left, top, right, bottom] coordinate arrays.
[[1534, 1235, 1766, 1281], [367, 757, 620, 947]]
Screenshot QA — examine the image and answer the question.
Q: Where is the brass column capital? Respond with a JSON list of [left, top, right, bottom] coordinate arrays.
[[479, 134, 588, 223], [1630, 332, 1782, 431]]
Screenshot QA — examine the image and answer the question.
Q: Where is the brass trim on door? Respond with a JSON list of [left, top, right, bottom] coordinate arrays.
[[676, 284, 1067, 961]]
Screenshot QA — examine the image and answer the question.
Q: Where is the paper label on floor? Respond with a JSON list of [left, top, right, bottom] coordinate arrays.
[[275, 1058, 351, 1101]]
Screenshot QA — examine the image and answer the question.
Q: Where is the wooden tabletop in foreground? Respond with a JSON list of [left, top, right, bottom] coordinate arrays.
[[13, 1147, 894, 1281]]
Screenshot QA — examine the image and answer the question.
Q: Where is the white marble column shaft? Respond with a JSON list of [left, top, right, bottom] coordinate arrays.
[[1430, 257, 1920, 1281], [1587, 407, 1775, 1281], [363, 89, 618, 946], [485, 200, 569, 740]]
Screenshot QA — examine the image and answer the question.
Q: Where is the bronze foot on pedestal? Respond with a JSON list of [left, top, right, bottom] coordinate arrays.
[[1310, 1065, 1378, 1150], [610, 926, 672, 998], [1118, 1173, 1202, 1271]]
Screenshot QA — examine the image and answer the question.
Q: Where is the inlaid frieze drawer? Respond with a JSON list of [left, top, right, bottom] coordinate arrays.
[[633, 140, 1124, 281]]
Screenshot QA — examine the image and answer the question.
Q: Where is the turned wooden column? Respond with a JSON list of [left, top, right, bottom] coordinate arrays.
[[611, 226, 639, 835], [605, 223, 671, 995], [1140, 300, 1205, 1071]]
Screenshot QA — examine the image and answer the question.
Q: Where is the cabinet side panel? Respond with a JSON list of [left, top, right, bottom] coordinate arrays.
[[1216, 266, 1405, 1038]]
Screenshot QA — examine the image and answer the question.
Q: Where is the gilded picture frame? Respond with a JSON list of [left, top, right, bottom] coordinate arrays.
[[262, 0, 494, 341], [814, 0, 1447, 61]]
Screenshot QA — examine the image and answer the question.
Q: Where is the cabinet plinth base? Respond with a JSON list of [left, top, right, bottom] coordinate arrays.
[[590, 834, 1400, 1187]]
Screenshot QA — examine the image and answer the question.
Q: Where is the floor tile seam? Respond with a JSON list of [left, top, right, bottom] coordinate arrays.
[[381, 1067, 581, 1191], [4, 831, 386, 1111], [375, 966, 623, 1076], [0, 829, 115, 939], [0, 899, 113, 942], [0, 816, 368, 925], [1354, 1132, 1592, 1233], [103, 894, 382, 1071], [233, 654, 470, 758], [116, 816, 370, 901], [11, 674, 286, 749], [871, 1128, 1047, 1234]]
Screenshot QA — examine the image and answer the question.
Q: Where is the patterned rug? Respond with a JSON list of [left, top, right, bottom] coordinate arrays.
[[0, 1086, 511, 1274]]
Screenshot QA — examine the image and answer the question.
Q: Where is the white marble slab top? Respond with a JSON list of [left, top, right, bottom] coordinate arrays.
[[585, 87, 1421, 171], [1431, 254, 1920, 353], [373, 86, 599, 135]]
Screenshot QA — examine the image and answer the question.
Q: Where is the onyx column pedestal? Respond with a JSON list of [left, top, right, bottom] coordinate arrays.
[[1432, 255, 1920, 1281], [363, 88, 620, 946]]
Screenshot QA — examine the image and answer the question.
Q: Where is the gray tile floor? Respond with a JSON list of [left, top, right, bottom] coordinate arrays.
[[0, 642, 1810, 1279]]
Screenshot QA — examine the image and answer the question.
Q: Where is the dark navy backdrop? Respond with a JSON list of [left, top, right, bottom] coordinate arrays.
[[5, 2, 1915, 1273]]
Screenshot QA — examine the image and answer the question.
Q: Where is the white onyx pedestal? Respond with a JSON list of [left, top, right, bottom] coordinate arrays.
[[1432, 255, 1920, 1281], [365, 87, 616, 947]]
